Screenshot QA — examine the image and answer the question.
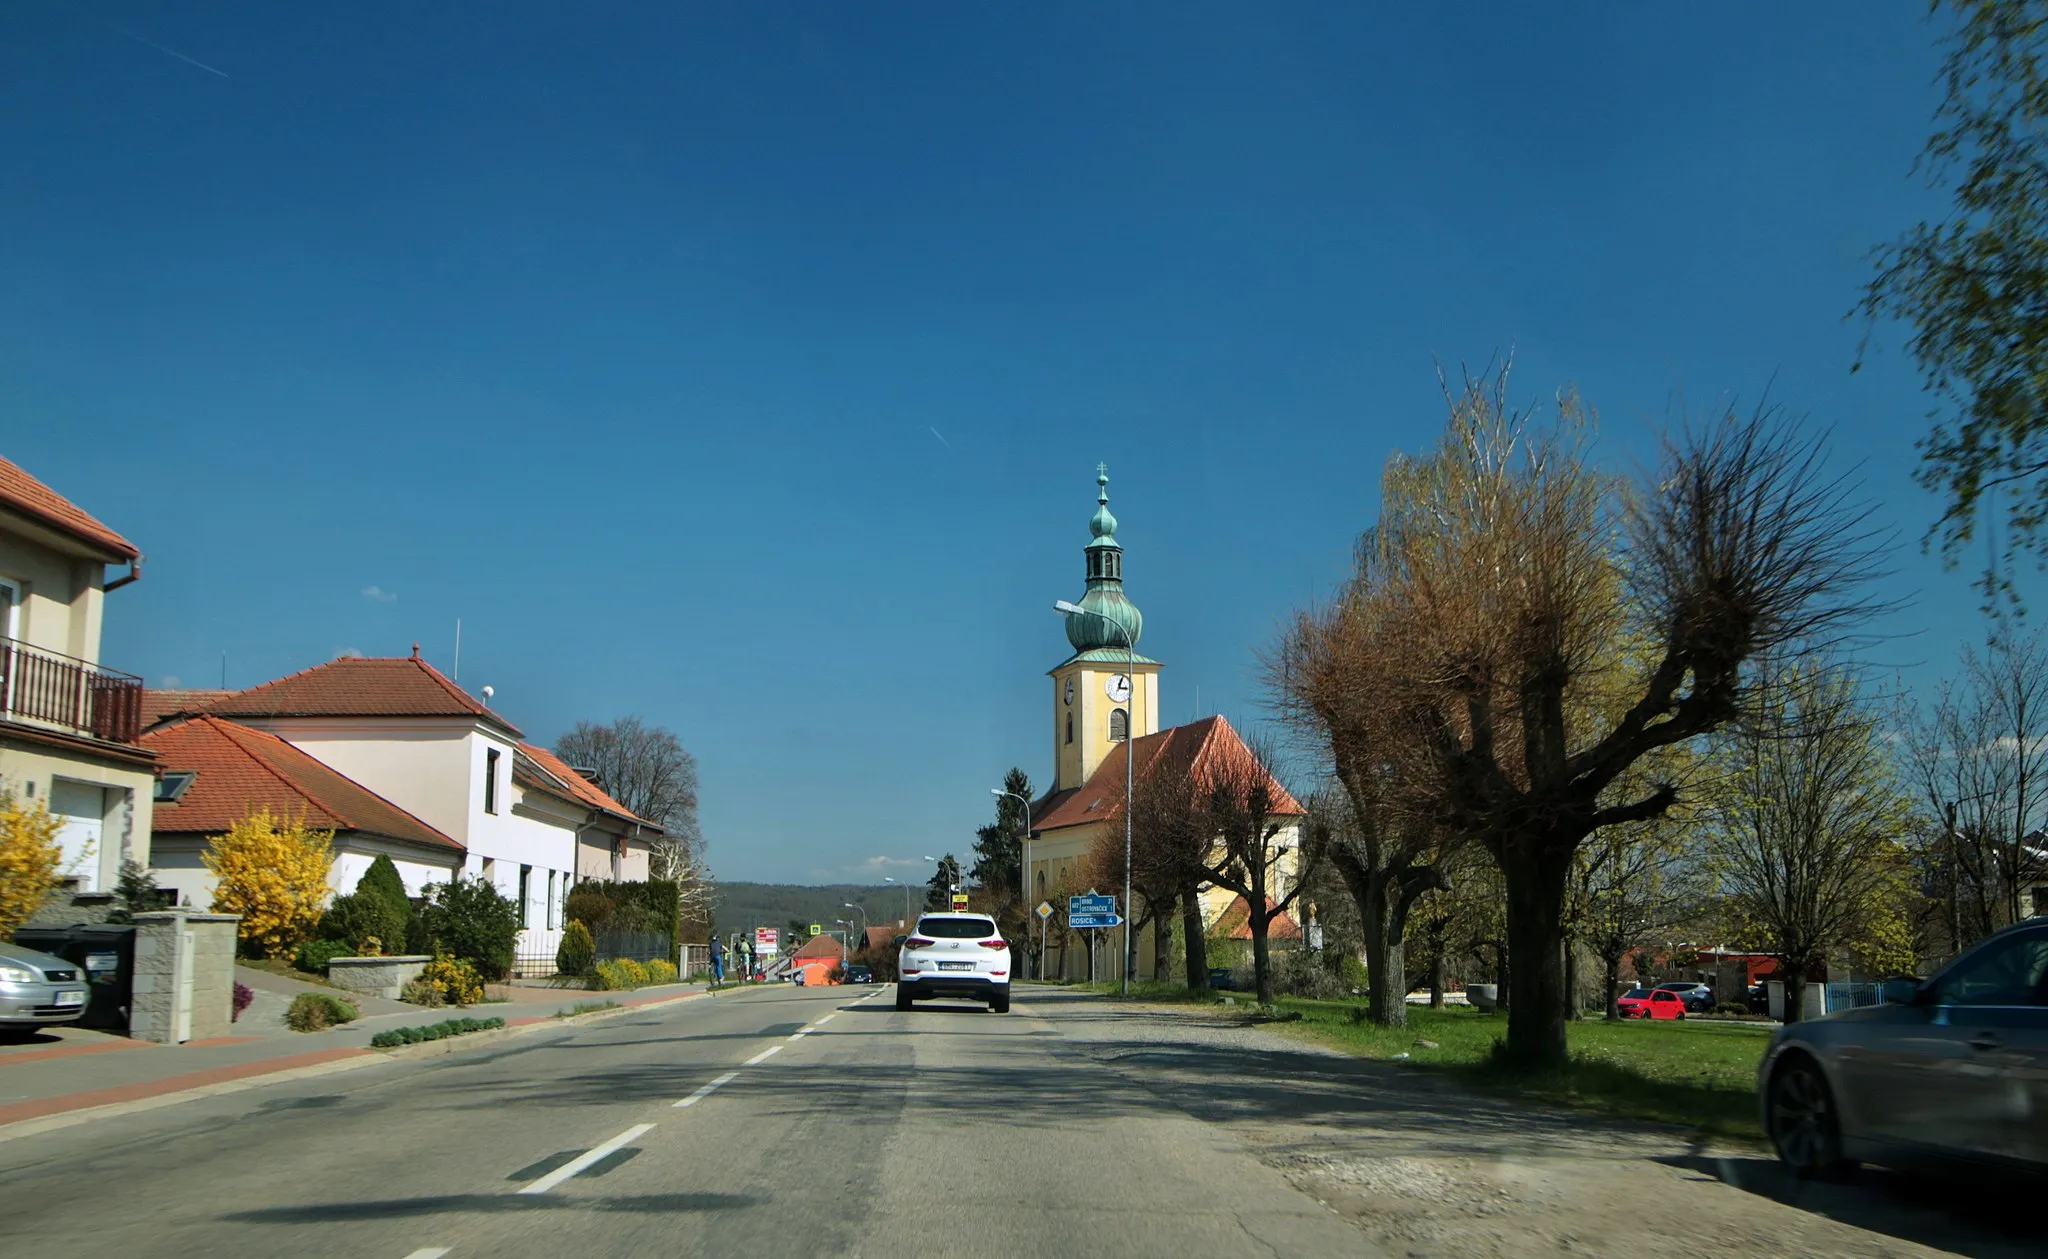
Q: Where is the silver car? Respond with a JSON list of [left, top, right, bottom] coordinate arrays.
[[0, 942, 90, 1037], [1759, 918, 2048, 1177]]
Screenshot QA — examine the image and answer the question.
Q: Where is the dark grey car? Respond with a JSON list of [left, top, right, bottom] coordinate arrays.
[[0, 942, 90, 1036], [1758, 919, 2048, 1177]]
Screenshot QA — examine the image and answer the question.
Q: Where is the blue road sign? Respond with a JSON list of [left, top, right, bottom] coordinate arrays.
[[1067, 894, 1116, 916], [1068, 913, 1123, 929]]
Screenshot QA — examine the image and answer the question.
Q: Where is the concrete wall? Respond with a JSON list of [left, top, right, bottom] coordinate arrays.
[[0, 523, 109, 663], [236, 718, 477, 844], [326, 955, 429, 1002], [129, 909, 239, 1044], [152, 833, 461, 913]]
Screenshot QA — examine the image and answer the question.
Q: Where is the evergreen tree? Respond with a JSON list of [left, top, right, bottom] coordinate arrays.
[[924, 854, 961, 911], [971, 768, 1032, 894]]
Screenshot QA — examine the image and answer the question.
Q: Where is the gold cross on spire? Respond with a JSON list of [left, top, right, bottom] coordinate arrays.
[[1096, 461, 1109, 479]]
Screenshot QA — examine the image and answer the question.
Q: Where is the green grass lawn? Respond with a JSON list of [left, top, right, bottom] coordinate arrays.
[[1079, 982, 1772, 1141]]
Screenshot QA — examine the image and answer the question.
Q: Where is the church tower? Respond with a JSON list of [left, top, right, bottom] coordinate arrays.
[[1050, 466, 1161, 792]]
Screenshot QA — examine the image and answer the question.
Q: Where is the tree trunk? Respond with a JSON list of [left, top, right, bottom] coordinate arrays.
[[1182, 887, 1210, 997], [1153, 899, 1173, 982], [1563, 936, 1581, 1021], [1251, 919, 1275, 1007], [1500, 841, 1572, 1068], [1602, 955, 1622, 1020], [1429, 948, 1445, 1008], [1783, 970, 1807, 1026], [1329, 841, 1409, 1027]]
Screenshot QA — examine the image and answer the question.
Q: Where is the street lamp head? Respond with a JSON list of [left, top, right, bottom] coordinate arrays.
[[884, 876, 896, 884], [989, 787, 1004, 797], [1053, 599, 1085, 616]]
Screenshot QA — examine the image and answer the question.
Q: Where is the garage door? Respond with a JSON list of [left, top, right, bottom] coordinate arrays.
[[50, 780, 107, 892]]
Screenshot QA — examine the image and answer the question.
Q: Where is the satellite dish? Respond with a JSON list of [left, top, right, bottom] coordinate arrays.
[[481, 685, 495, 701]]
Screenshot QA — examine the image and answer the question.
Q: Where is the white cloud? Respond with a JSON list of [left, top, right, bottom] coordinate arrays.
[[856, 855, 925, 873], [159, 675, 181, 688], [336, 646, 365, 659], [361, 585, 397, 604]]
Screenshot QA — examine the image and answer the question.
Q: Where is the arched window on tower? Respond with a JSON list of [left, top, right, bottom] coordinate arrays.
[[1104, 550, 1121, 579], [1065, 712, 1074, 745], [1109, 707, 1128, 742]]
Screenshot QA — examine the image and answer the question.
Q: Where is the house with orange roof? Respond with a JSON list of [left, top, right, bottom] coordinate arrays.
[[512, 741, 660, 884], [140, 715, 464, 909], [1022, 471, 1307, 981], [142, 650, 581, 969], [0, 454, 156, 898]]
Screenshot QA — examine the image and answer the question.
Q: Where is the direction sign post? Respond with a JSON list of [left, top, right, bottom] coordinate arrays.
[[1067, 913, 1123, 930], [1067, 893, 1116, 917]]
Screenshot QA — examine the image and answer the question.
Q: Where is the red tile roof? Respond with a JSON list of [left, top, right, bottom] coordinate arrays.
[[139, 689, 236, 730], [792, 933, 848, 961], [513, 742, 660, 831], [1032, 715, 1304, 833], [1213, 894, 1304, 941], [203, 650, 523, 736], [139, 715, 462, 853], [0, 455, 140, 561], [862, 924, 909, 952]]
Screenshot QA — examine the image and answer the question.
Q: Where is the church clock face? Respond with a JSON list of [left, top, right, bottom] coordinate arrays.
[[1063, 679, 1074, 705], [1105, 674, 1133, 704]]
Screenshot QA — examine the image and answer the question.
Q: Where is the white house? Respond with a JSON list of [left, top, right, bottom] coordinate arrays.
[[157, 649, 577, 966]]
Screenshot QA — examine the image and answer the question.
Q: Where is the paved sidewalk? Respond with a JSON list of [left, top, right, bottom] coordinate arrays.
[[0, 975, 730, 1132]]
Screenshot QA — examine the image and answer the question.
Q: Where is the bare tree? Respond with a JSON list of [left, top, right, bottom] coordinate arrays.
[[1905, 628, 2048, 952], [1575, 826, 1690, 1020], [1709, 660, 1916, 1024], [1351, 364, 1884, 1065], [1198, 730, 1311, 1008], [1096, 761, 1212, 987], [555, 716, 704, 884], [1269, 565, 1452, 1027]]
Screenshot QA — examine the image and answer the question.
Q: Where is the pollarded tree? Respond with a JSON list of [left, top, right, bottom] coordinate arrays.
[[1358, 364, 1883, 1066], [1097, 758, 1216, 988], [1709, 660, 1919, 1024], [1198, 730, 1313, 1009]]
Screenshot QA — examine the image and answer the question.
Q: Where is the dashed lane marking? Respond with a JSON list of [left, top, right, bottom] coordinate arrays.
[[743, 1044, 783, 1066], [517, 1124, 656, 1195], [401, 1248, 451, 1258], [674, 1071, 739, 1109]]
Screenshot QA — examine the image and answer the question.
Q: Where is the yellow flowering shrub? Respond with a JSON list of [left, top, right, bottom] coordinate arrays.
[[0, 790, 63, 936], [421, 953, 484, 1006], [204, 808, 334, 958]]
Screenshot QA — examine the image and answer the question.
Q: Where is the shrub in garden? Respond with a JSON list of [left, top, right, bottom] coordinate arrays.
[[294, 937, 357, 975], [369, 1015, 505, 1048], [400, 976, 446, 1007], [0, 789, 64, 937], [643, 958, 679, 985], [1713, 1001, 1752, 1017], [415, 876, 521, 979], [317, 892, 408, 956], [285, 992, 359, 1032], [205, 808, 334, 958], [232, 982, 255, 1022], [420, 953, 485, 1006], [594, 958, 653, 990], [357, 855, 413, 920], [556, 920, 596, 977]]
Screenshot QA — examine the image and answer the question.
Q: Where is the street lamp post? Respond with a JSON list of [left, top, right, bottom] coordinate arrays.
[[884, 876, 910, 926], [1054, 598, 1136, 997], [992, 785, 1035, 978], [843, 902, 868, 956]]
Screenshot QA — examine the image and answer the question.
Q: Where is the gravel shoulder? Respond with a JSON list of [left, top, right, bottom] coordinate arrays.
[[1033, 990, 2038, 1259]]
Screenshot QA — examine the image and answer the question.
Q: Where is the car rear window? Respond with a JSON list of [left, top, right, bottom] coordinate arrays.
[[918, 917, 995, 938]]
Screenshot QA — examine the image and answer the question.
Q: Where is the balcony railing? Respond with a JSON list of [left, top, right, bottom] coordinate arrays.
[[0, 637, 143, 745]]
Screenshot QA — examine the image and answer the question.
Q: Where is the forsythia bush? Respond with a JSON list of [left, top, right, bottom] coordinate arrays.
[[0, 790, 63, 937], [205, 809, 334, 958], [594, 957, 652, 991], [420, 953, 485, 1006], [644, 959, 679, 985]]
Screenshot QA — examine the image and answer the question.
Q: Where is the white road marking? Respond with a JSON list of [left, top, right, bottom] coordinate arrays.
[[744, 1044, 783, 1066], [517, 1123, 656, 1195], [816, 1013, 836, 1024], [401, 1250, 450, 1259], [674, 1071, 739, 1109], [790, 1028, 812, 1039]]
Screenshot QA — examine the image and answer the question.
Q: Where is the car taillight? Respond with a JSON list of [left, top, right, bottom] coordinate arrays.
[[905, 938, 935, 950], [979, 939, 1006, 950]]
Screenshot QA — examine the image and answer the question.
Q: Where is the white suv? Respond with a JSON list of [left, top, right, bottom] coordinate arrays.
[[896, 913, 1012, 1013]]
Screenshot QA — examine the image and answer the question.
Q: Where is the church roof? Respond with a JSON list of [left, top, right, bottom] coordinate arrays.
[[1030, 714, 1305, 833]]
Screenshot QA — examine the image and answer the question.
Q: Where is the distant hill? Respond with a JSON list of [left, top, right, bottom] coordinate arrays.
[[709, 882, 923, 938]]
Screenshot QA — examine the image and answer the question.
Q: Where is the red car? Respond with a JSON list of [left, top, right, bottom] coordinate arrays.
[[1616, 988, 1688, 1020]]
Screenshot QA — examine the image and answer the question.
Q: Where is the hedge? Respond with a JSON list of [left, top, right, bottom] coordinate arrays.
[[370, 1016, 506, 1049]]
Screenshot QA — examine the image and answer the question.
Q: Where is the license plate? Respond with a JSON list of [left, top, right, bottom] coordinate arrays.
[[53, 990, 85, 1007], [938, 961, 972, 972]]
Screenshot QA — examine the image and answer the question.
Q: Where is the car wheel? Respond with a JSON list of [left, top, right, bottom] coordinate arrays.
[[990, 990, 1010, 1014], [895, 986, 913, 1012], [1768, 1056, 1851, 1179]]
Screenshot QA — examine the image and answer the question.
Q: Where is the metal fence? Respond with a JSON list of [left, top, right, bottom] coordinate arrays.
[[595, 930, 671, 965], [1824, 982, 1880, 1014]]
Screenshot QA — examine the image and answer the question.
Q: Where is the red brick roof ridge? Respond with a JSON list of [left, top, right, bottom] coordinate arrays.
[[515, 741, 658, 830]]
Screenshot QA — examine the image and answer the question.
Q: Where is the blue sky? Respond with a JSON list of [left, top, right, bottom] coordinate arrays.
[[0, 3, 2011, 883]]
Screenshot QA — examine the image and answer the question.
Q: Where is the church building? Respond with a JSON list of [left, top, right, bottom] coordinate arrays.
[[1021, 468, 1304, 982]]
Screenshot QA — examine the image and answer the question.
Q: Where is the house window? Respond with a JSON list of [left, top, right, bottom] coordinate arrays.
[[484, 748, 500, 814], [1065, 713, 1073, 745], [546, 870, 557, 929], [154, 772, 197, 803], [1109, 707, 1128, 742], [518, 864, 532, 929]]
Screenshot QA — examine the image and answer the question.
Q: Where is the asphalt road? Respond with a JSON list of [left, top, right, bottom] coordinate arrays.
[[0, 985, 1368, 1259]]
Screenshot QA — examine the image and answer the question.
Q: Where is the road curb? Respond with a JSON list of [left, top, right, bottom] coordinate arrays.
[[0, 988, 717, 1142]]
